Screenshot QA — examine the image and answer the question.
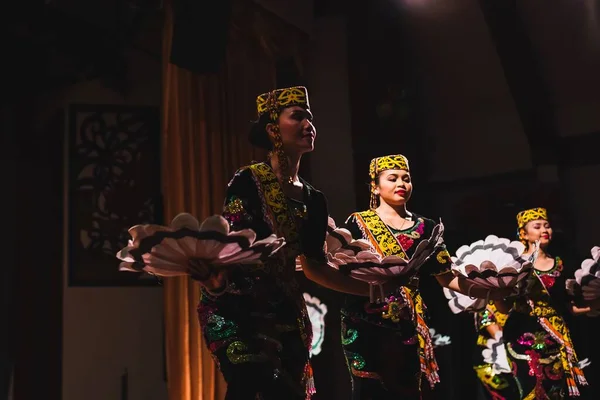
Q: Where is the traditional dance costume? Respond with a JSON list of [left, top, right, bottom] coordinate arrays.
[[197, 87, 327, 399], [503, 208, 587, 399], [340, 155, 452, 399]]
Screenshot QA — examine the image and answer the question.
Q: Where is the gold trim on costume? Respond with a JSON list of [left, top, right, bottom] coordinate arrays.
[[353, 210, 407, 258]]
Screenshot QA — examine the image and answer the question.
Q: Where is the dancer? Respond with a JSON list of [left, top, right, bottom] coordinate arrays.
[[323, 155, 513, 399], [503, 208, 589, 399], [197, 86, 367, 399]]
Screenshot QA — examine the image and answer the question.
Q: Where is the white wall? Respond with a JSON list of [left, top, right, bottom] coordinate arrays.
[[60, 48, 167, 400]]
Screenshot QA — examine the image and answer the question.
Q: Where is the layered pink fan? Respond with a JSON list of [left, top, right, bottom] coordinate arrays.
[[295, 216, 371, 271], [327, 221, 446, 302], [443, 287, 487, 314], [443, 235, 533, 314], [566, 247, 600, 309], [117, 213, 285, 279], [325, 217, 372, 256], [449, 235, 533, 289]]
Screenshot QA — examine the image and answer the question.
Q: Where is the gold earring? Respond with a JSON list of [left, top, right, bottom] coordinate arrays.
[[271, 125, 292, 185], [369, 183, 378, 210]]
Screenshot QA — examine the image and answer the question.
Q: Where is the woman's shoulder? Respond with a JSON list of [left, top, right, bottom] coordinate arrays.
[[300, 178, 325, 199], [228, 162, 261, 183], [348, 209, 376, 219]]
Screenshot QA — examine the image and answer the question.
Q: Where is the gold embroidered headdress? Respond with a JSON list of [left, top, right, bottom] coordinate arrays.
[[255, 86, 310, 121], [369, 155, 410, 209], [516, 207, 548, 244], [250, 86, 311, 184], [516, 207, 548, 229]]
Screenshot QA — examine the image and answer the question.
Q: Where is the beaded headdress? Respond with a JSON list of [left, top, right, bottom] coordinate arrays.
[[369, 155, 410, 209], [516, 207, 548, 244], [250, 86, 311, 184], [255, 86, 310, 121], [516, 207, 548, 229]]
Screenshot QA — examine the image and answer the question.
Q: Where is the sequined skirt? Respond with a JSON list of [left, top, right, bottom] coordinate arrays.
[[341, 304, 423, 399], [504, 312, 566, 399], [197, 274, 311, 399]]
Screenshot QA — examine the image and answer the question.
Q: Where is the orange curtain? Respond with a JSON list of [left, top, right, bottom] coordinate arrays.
[[160, 0, 304, 398]]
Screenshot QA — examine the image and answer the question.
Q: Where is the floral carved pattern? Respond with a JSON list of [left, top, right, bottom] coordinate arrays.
[[68, 105, 161, 286]]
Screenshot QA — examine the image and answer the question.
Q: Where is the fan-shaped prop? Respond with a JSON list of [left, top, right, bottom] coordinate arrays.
[[482, 331, 511, 374], [327, 221, 446, 302], [443, 235, 532, 314], [296, 216, 372, 272], [303, 293, 328, 357], [443, 287, 488, 314], [450, 235, 533, 289], [325, 217, 372, 256], [117, 213, 285, 279], [429, 328, 452, 349], [567, 246, 600, 304]]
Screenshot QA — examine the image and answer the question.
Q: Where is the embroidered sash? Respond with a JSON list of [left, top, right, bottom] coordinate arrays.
[[352, 210, 440, 388], [248, 163, 300, 245], [527, 257, 587, 396], [246, 162, 315, 398], [353, 210, 406, 258]]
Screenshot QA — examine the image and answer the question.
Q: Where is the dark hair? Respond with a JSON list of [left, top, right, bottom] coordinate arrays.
[[248, 113, 275, 150], [374, 172, 383, 185]]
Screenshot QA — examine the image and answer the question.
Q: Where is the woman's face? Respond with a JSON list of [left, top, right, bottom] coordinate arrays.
[[267, 106, 316, 154], [374, 169, 413, 207], [521, 219, 553, 248]]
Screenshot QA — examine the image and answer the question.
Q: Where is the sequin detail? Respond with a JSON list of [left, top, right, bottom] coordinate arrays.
[[226, 341, 268, 364], [205, 314, 238, 342], [223, 196, 252, 227], [436, 249, 451, 264], [345, 351, 366, 370], [342, 328, 358, 345]]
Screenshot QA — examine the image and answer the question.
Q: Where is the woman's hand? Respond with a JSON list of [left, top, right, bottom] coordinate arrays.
[[436, 272, 516, 301], [300, 256, 372, 296], [189, 259, 229, 292], [569, 301, 592, 316]]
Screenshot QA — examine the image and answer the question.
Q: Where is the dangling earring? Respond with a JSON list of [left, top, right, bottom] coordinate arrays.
[[369, 183, 378, 210], [270, 125, 292, 185], [517, 229, 528, 248]]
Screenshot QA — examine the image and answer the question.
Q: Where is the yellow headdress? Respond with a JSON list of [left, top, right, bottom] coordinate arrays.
[[255, 86, 310, 121], [516, 207, 548, 229], [250, 86, 311, 184], [369, 155, 410, 209]]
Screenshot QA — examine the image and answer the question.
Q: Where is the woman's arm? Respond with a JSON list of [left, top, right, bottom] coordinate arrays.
[[569, 302, 592, 315], [435, 271, 515, 301], [425, 236, 514, 301], [569, 298, 600, 315], [427, 235, 515, 301], [300, 256, 373, 296], [485, 323, 502, 338], [300, 208, 399, 297], [198, 168, 269, 291]]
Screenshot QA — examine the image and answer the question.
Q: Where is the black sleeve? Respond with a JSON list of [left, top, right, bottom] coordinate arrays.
[[301, 190, 328, 262], [342, 213, 366, 241], [222, 168, 272, 240]]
